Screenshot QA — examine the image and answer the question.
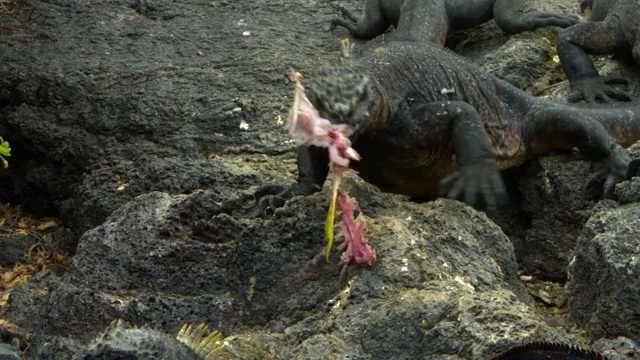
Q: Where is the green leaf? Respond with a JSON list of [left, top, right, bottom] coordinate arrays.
[[0, 136, 11, 168]]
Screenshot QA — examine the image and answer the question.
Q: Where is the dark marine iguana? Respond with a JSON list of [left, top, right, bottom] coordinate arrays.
[[556, 0, 640, 103], [255, 38, 640, 212], [331, 0, 579, 44], [78, 322, 613, 360]]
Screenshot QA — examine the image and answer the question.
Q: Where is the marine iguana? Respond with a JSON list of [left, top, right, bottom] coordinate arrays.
[[255, 38, 640, 212], [78, 322, 614, 360], [331, 0, 579, 44], [556, 0, 640, 102]]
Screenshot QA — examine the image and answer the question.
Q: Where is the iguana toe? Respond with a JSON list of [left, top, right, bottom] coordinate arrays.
[[586, 145, 632, 198], [440, 159, 507, 210], [556, 13, 580, 27], [340, 6, 358, 22], [252, 184, 293, 215], [569, 77, 631, 103], [330, 6, 359, 33], [252, 182, 324, 215]]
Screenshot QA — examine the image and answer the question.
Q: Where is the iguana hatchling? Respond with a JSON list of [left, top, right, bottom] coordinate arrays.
[[255, 38, 640, 211], [331, 0, 579, 44]]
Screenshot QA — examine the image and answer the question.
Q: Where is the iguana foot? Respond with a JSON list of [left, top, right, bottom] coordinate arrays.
[[330, 6, 359, 33], [329, 5, 390, 39], [439, 159, 508, 210], [339, 5, 359, 23], [586, 144, 633, 197], [523, 11, 579, 29], [498, 10, 579, 33], [568, 76, 631, 103], [253, 184, 292, 215], [250, 182, 321, 216]]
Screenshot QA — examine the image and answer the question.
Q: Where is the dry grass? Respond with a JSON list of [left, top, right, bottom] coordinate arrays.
[[0, 0, 41, 31], [0, 203, 72, 352]]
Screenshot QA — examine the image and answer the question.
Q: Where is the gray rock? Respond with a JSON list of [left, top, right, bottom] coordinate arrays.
[[2, 0, 640, 358], [60, 155, 274, 238], [21, 334, 79, 360], [0, 343, 21, 360], [0, 235, 39, 268], [9, 183, 572, 359], [295, 334, 368, 360], [567, 202, 640, 339], [593, 337, 640, 360], [516, 153, 594, 278], [0, 0, 332, 215], [615, 142, 640, 205]]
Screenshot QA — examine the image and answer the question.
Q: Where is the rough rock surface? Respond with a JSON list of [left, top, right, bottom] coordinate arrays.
[[593, 337, 640, 360], [513, 152, 594, 278], [567, 199, 640, 339], [8, 186, 574, 359], [1, 0, 640, 359]]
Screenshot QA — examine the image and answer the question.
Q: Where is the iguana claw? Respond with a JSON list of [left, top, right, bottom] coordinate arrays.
[[254, 184, 292, 215], [586, 145, 633, 198], [251, 182, 322, 216], [439, 159, 508, 210], [568, 76, 631, 103]]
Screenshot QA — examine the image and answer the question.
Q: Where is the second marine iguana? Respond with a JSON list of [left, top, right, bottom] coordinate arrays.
[[79, 322, 613, 360], [330, 0, 579, 44], [556, 0, 640, 103], [255, 38, 640, 212], [490, 342, 611, 360]]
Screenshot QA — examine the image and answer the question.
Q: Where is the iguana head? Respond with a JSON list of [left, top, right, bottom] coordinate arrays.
[[306, 66, 379, 139]]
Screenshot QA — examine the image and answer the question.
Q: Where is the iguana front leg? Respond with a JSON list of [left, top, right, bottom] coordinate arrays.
[[405, 101, 508, 209], [557, 19, 632, 103], [493, 0, 579, 34], [254, 145, 330, 214]]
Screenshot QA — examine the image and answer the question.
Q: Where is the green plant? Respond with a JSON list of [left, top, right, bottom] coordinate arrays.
[[0, 136, 11, 168]]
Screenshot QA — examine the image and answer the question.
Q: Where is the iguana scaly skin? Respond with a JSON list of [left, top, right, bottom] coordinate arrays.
[[78, 322, 613, 359], [331, 0, 579, 44], [77, 321, 264, 360], [256, 38, 640, 211], [557, 0, 640, 102], [77, 320, 200, 360], [490, 342, 611, 360]]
